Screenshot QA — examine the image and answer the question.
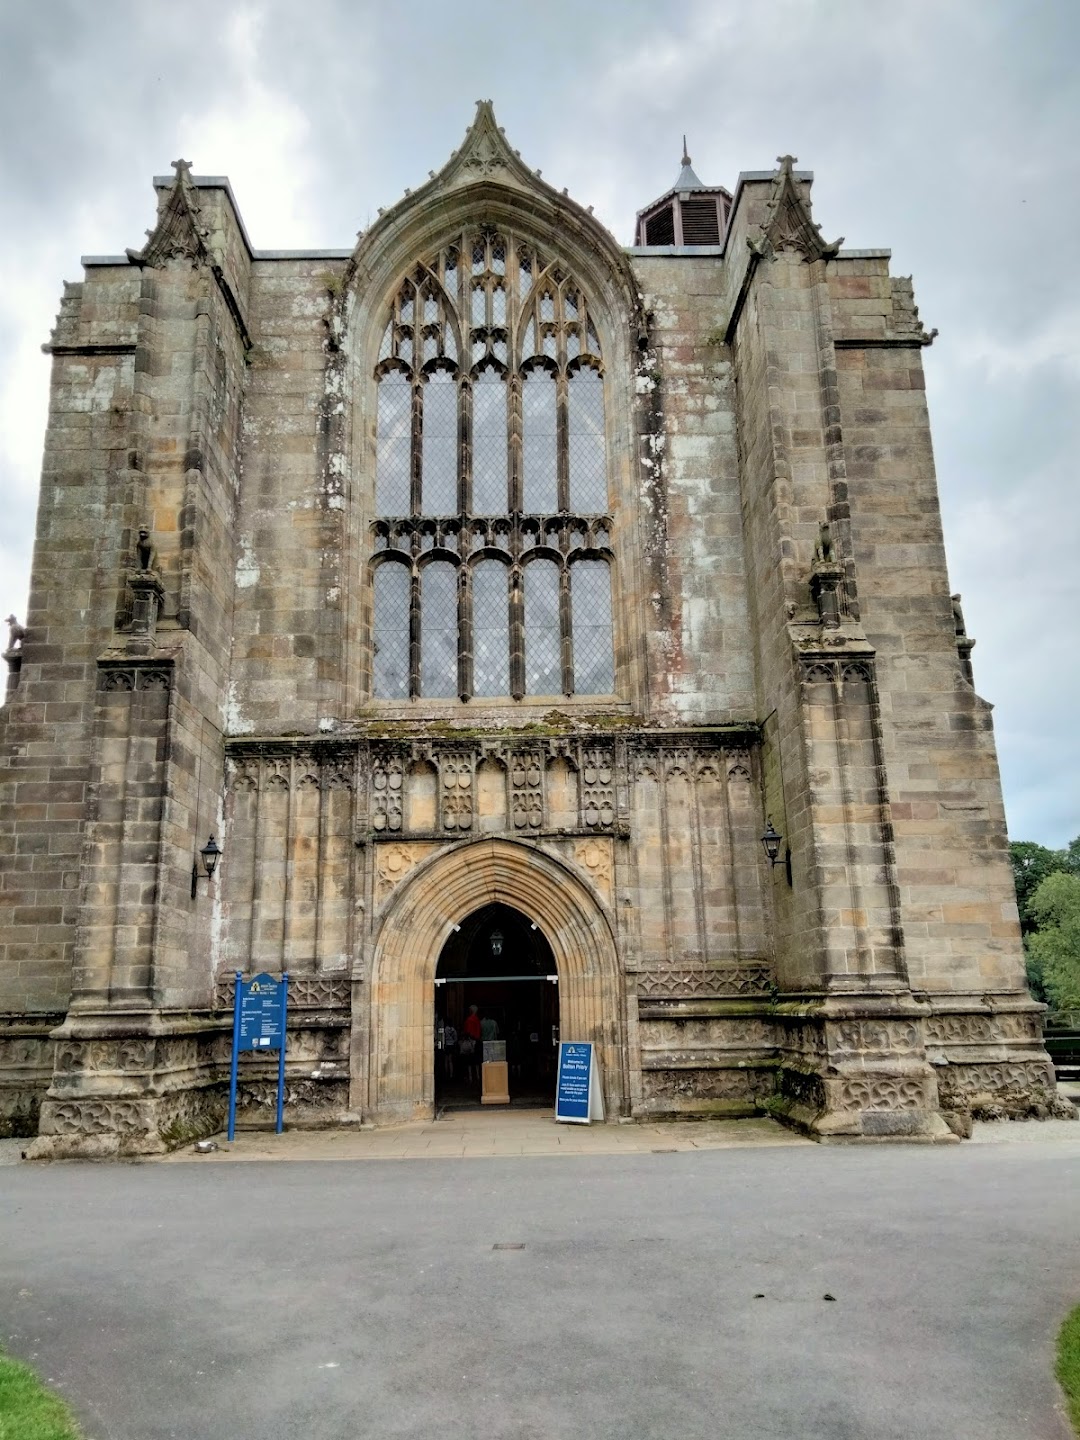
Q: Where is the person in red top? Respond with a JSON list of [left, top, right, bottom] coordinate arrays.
[[462, 1004, 482, 1086]]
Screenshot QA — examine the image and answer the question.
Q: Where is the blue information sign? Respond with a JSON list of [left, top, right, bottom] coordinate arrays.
[[237, 973, 285, 1052], [227, 971, 289, 1142], [555, 1042, 603, 1124]]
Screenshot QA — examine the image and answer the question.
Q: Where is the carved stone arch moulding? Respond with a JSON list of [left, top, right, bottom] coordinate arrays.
[[367, 836, 623, 1123], [335, 102, 642, 368]]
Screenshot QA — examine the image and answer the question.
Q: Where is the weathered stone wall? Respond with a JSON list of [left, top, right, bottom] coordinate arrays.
[[628, 256, 752, 725]]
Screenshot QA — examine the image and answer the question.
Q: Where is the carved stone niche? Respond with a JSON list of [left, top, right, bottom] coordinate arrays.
[[127, 568, 165, 636]]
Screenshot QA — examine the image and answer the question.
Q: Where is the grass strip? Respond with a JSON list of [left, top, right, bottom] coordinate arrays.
[[1060, 1303, 1080, 1436], [0, 1346, 83, 1440]]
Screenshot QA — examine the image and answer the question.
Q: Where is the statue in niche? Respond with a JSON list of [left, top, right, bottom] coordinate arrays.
[[127, 526, 164, 637], [809, 518, 843, 629], [135, 527, 158, 572]]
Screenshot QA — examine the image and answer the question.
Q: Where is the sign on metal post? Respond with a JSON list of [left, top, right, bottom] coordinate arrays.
[[555, 1041, 604, 1124], [227, 971, 289, 1141]]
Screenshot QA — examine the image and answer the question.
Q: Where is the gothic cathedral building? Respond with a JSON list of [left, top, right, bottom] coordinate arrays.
[[0, 103, 1059, 1154]]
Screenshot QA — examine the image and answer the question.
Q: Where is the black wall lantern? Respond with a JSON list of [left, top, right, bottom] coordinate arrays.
[[760, 818, 783, 867], [191, 834, 222, 899], [490, 928, 504, 958], [760, 818, 793, 887]]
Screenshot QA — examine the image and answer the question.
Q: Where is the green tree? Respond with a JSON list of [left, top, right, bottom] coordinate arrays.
[[1010, 840, 1071, 932], [1027, 871, 1080, 1013]]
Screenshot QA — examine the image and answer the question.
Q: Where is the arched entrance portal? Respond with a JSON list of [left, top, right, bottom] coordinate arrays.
[[365, 838, 623, 1124], [434, 904, 559, 1109]]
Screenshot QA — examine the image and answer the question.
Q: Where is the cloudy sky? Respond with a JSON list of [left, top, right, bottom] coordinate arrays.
[[1, 0, 1077, 845]]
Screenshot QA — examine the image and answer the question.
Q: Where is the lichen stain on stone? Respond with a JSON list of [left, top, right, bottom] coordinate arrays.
[[234, 537, 259, 589]]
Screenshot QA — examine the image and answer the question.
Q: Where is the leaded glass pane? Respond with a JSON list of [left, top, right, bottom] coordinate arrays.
[[524, 559, 562, 695], [472, 370, 508, 514], [540, 292, 555, 321], [471, 285, 486, 328], [473, 560, 510, 697], [421, 562, 458, 697], [375, 372, 412, 515], [492, 240, 506, 276], [568, 368, 607, 512], [571, 559, 614, 695], [421, 372, 457, 515], [492, 285, 506, 326], [378, 321, 393, 362], [522, 370, 557, 512], [373, 563, 410, 699]]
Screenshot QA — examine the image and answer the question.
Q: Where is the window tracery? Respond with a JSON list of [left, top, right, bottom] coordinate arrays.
[[370, 229, 614, 701]]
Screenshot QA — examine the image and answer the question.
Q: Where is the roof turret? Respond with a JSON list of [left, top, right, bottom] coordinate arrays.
[[635, 139, 732, 248]]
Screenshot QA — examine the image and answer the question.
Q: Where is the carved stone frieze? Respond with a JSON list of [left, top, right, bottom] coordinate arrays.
[[213, 973, 351, 1010], [237, 1079, 349, 1115], [43, 1098, 149, 1137], [643, 1067, 769, 1103], [832, 1076, 929, 1112], [637, 965, 773, 999], [830, 1019, 922, 1055], [0, 1035, 53, 1070], [925, 1013, 1039, 1046], [53, 1038, 155, 1074], [638, 1016, 776, 1049], [935, 1060, 1056, 1105]]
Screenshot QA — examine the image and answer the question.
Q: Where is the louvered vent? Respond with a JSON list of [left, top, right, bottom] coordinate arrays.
[[680, 198, 720, 245], [644, 205, 675, 246]]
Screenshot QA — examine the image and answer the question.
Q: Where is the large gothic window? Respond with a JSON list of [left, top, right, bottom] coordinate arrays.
[[370, 229, 615, 701]]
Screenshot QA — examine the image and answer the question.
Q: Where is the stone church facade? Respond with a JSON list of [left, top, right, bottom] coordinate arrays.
[[0, 103, 1060, 1155]]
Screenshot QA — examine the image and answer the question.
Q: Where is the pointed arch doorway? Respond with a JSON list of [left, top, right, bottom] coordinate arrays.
[[434, 903, 559, 1109], [364, 838, 623, 1124]]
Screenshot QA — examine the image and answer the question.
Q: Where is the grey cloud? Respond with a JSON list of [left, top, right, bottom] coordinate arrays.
[[1, 0, 1076, 844]]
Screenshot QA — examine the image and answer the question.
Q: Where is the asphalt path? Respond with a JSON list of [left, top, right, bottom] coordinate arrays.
[[2, 1141, 1079, 1439]]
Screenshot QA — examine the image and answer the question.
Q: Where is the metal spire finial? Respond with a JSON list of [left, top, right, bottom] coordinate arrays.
[[682, 134, 691, 167]]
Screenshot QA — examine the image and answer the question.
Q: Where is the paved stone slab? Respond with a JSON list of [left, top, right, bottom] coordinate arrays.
[[157, 1111, 812, 1162]]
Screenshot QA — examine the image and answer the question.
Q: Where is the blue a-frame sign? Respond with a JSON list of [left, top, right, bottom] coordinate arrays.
[[555, 1041, 604, 1124]]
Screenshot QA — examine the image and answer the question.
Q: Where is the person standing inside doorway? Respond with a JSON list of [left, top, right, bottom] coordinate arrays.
[[462, 1004, 482, 1086], [442, 1019, 457, 1080]]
